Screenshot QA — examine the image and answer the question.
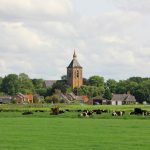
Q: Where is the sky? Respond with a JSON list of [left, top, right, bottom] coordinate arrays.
[[0, 0, 150, 80]]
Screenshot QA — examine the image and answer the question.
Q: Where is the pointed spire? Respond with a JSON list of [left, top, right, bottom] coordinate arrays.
[[73, 50, 77, 59]]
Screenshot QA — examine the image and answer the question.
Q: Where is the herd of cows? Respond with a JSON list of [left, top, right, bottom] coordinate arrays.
[[50, 107, 150, 117], [20, 107, 150, 117]]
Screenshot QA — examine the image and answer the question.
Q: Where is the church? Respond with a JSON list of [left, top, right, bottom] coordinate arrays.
[[67, 51, 83, 88], [45, 51, 83, 89]]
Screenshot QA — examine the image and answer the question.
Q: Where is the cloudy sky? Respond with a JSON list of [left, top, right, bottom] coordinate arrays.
[[0, 0, 150, 80]]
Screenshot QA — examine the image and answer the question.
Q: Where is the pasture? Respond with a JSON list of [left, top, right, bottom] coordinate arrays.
[[0, 118, 150, 150], [0, 104, 150, 150]]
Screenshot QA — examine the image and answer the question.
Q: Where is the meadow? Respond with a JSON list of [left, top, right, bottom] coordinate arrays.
[[0, 104, 150, 150]]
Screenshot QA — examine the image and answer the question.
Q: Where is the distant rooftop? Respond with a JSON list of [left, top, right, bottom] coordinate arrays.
[[44, 80, 57, 88]]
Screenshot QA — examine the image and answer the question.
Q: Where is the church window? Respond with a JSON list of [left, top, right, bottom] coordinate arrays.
[[77, 70, 79, 78]]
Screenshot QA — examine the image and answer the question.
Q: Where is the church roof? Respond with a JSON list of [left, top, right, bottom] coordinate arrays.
[[67, 51, 82, 68], [67, 59, 82, 68]]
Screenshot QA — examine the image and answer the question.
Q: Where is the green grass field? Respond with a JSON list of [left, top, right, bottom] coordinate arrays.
[[0, 104, 150, 150], [0, 118, 150, 150]]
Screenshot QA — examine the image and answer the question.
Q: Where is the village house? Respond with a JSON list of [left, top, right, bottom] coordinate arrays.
[[111, 93, 136, 105], [60, 92, 89, 104], [0, 96, 12, 104], [14, 93, 33, 104]]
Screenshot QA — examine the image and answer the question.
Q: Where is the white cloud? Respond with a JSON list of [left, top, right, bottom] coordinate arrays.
[[0, 0, 73, 21], [0, 0, 149, 80], [113, 0, 150, 14]]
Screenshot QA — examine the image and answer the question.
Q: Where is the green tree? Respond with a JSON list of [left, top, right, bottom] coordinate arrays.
[[103, 88, 112, 100], [2, 74, 20, 95], [45, 93, 60, 103], [32, 79, 44, 89], [88, 76, 104, 87], [115, 80, 128, 94], [61, 75, 67, 80], [134, 80, 150, 103], [19, 73, 34, 94], [51, 80, 71, 94], [128, 77, 143, 83], [74, 85, 104, 98], [0, 77, 3, 91], [106, 79, 117, 93]]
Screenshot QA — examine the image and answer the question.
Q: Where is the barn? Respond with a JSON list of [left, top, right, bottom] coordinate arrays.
[[91, 96, 111, 105], [111, 94, 136, 105]]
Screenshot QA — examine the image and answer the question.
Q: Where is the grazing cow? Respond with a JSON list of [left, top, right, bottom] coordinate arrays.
[[35, 110, 44, 112], [112, 111, 125, 116], [77, 109, 82, 112], [22, 111, 33, 115], [101, 109, 109, 113], [80, 112, 89, 117], [51, 107, 60, 115], [51, 107, 65, 115], [130, 108, 149, 116], [59, 110, 65, 114], [65, 109, 70, 112], [79, 110, 93, 117], [93, 109, 102, 115]]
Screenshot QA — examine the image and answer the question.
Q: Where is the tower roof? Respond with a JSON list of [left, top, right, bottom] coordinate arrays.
[[67, 51, 82, 68]]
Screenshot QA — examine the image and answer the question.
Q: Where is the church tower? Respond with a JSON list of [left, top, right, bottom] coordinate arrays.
[[67, 51, 83, 89]]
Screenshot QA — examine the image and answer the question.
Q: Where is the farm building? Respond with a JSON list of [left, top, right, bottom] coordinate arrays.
[[91, 96, 111, 105], [14, 93, 33, 104], [111, 93, 136, 105], [0, 96, 12, 104], [60, 92, 89, 104]]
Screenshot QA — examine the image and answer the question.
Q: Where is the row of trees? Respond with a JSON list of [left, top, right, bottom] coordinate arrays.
[[0, 73, 149, 103]]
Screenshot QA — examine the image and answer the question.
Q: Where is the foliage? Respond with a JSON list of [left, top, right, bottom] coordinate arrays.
[[2, 74, 20, 95], [45, 94, 60, 103], [88, 75, 104, 87], [32, 79, 44, 89], [51, 80, 70, 94], [103, 88, 112, 100], [106, 79, 117, 93], [74, 85, 104, 98], [19, 73, 34, 94]]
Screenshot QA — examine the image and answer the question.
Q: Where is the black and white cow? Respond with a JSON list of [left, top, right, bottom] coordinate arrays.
[[112, 111, 125, 116]]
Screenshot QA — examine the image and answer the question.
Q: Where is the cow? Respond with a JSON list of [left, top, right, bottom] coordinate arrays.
[[130, 108, 149, 116], [51, 107, 65, 115], [35, 110, 45, 112], [93, 109, 102, 115], [65, 109, 70, 112], [112, 111, 125, 116], [101, 109, 109, 113], [51, 107, 60, 115], [22, 111, 33, 115], [79, 110, 94, 117]]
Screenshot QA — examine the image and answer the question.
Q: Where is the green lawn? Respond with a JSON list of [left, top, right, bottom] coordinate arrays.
[[0, 118, 150, 150]]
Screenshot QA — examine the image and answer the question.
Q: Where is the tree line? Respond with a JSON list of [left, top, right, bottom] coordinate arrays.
[[0, 73, 149, 103]]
